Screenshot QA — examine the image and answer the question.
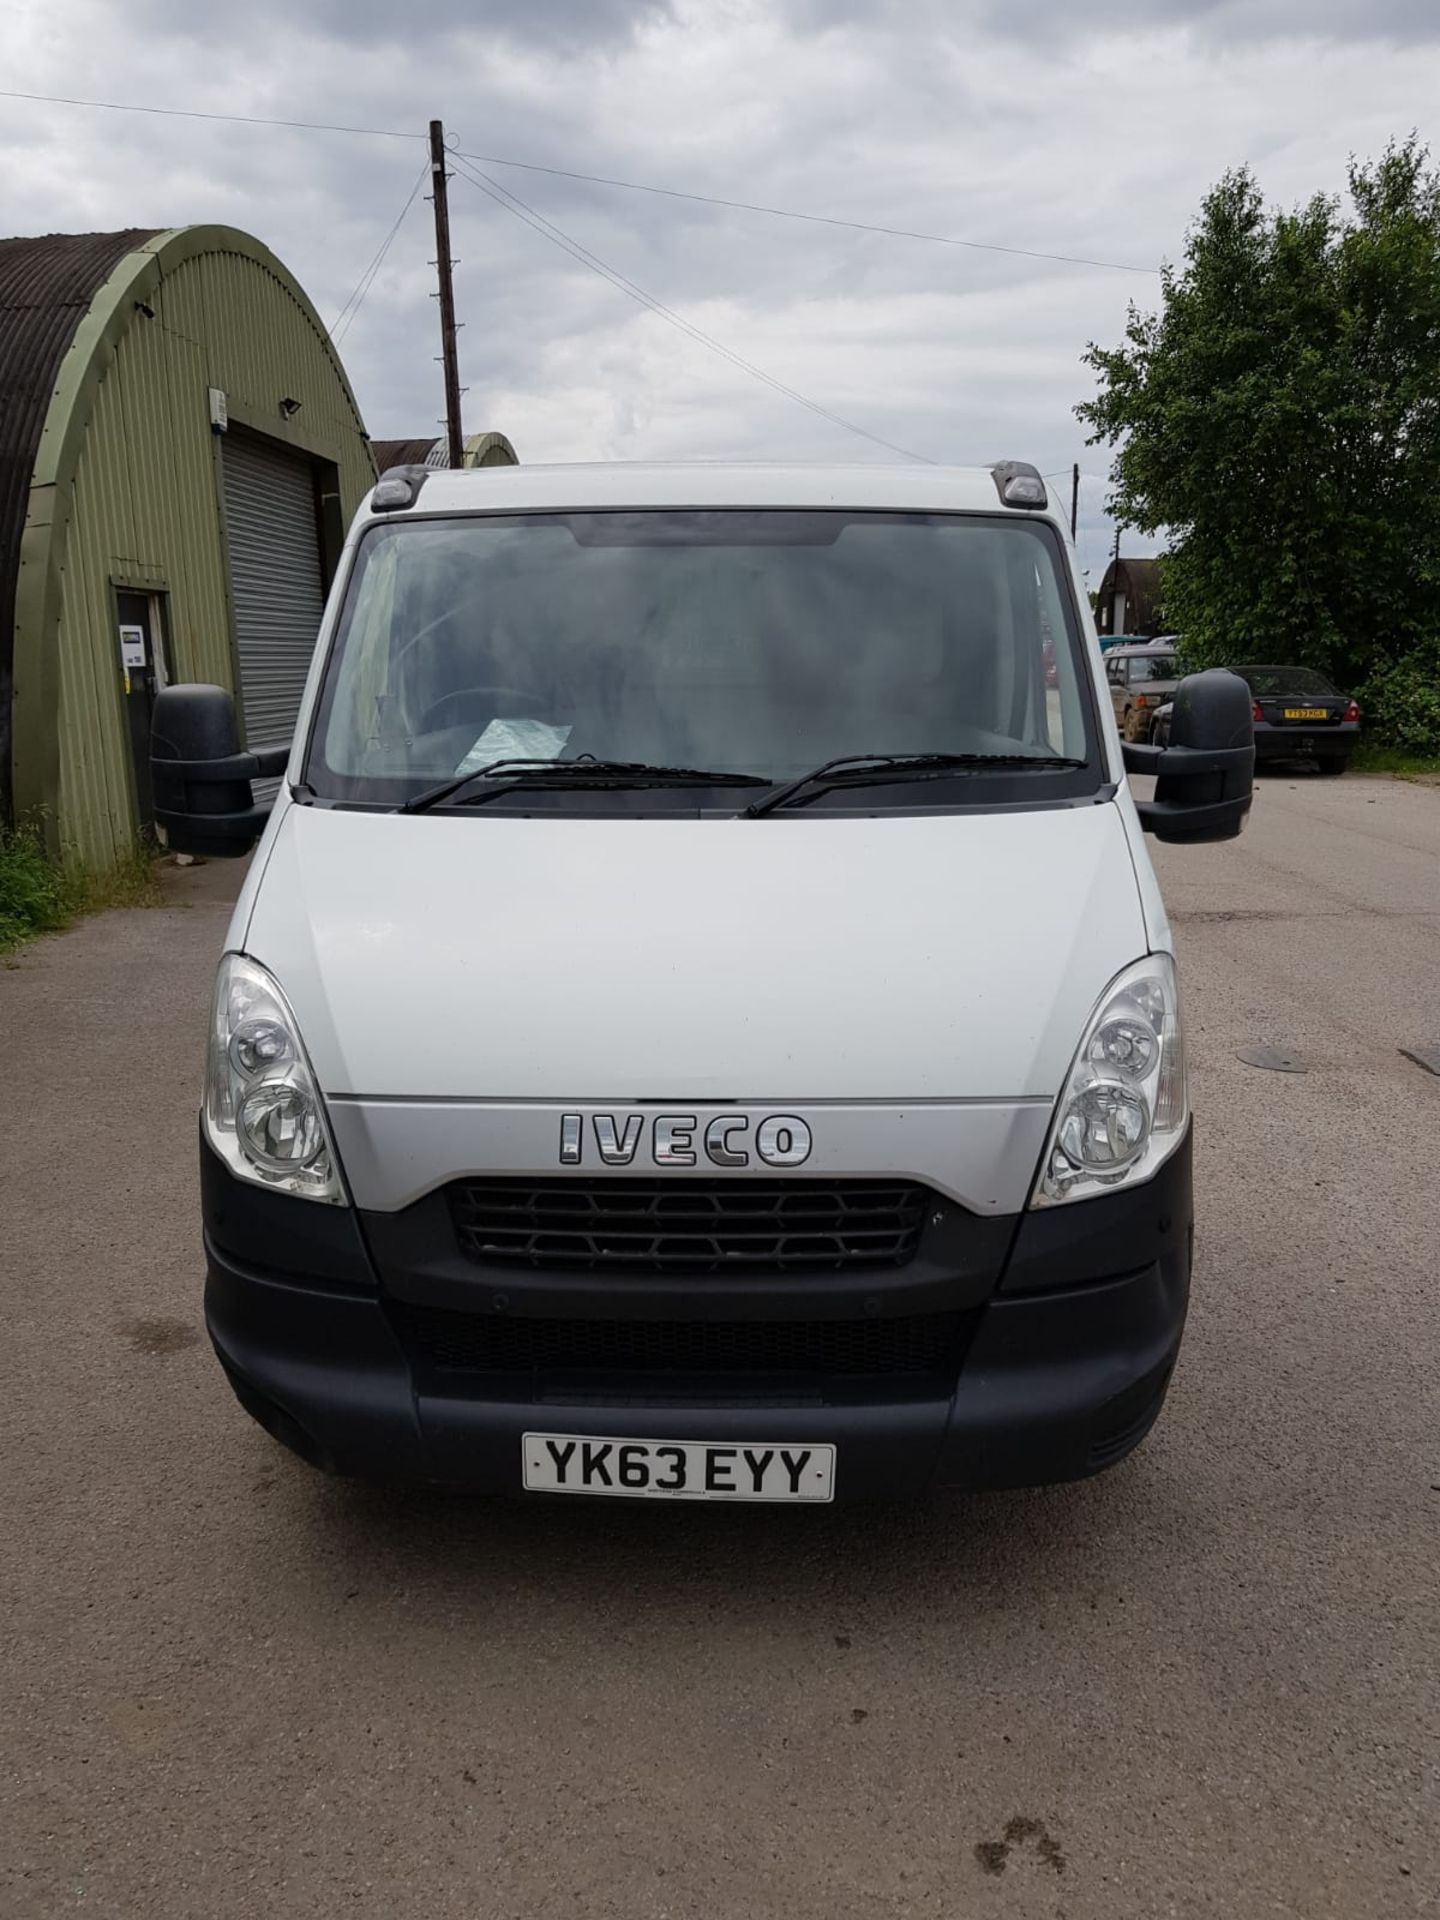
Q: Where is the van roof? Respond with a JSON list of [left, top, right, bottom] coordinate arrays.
[[364, 461, 1067, 522]]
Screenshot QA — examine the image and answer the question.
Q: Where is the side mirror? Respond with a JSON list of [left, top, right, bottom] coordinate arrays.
[[150, 685, 289, 858], [1125, 669, 1254, 844]]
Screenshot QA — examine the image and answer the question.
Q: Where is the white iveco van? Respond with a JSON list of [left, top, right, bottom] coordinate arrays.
[[153, 461, 1252, 1503]]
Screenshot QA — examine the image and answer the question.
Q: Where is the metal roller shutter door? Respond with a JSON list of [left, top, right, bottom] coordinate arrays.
[[221, 434, 327, 785]]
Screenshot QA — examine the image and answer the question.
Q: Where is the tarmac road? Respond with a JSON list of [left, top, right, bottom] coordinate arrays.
[[2, 771, 1437, 1919]]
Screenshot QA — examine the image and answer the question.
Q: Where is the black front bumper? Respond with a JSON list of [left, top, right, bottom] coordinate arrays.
[[202, 1131, 1193, 1499]]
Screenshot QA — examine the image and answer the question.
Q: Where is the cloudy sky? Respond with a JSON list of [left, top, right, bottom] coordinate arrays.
[[2, 0, 1436, 577]]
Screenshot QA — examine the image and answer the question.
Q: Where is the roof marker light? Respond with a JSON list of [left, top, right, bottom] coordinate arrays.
[[990, 461, 1048, 510], [370, 464, 432, 512]]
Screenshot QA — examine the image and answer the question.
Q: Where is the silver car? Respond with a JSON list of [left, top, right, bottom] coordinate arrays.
[[1106, 643, 1181, 744]]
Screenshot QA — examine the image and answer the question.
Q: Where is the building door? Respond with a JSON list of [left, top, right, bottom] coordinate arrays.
[[221, 432, 327, 800], [116, 589, 168, 833]]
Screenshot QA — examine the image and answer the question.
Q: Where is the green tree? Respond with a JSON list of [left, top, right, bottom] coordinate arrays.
[[1078, 140, 1440, 711]]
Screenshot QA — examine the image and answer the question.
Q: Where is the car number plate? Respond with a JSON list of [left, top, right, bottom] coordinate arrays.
[[522, 1432, 835, 1502], [1283, 707, 1327, 720]]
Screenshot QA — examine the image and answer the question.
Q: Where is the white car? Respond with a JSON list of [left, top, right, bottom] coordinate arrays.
[[152, 460, 1253, 1504]]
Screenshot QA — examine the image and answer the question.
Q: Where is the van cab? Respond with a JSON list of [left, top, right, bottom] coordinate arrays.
[[152, 461, 1253, 1504]]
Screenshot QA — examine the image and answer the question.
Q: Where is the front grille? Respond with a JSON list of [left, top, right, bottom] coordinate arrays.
[[395, 1305, 970, 1382], [448, 1178, 929, 1274]]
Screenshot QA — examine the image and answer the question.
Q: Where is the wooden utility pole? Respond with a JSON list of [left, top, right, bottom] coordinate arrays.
[[1070, 463, 1079, 541], [429, 118, 464, 469]]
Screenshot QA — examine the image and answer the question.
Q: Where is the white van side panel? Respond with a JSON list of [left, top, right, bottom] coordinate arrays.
[[1114, 782, 1175, 955], [221, 787, 293, 956]]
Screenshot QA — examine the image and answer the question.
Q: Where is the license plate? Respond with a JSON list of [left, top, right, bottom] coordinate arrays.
[[522, 1431, 835, 1502], [1283, 707, 1327, 720]]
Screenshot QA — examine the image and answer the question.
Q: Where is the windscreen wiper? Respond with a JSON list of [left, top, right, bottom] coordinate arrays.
[[744, 751, 1087, 817], [401, 758, 769, 814]]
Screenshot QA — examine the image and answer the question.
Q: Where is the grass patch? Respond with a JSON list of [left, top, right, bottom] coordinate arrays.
[[1351, 744, 1440, 781], [69, 844, 164, 915], [0, 830, 73, 950], [0, 831, 163, 954]]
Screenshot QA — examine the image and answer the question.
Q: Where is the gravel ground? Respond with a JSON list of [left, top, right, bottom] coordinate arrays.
[[2, 772, 1437, 1919]]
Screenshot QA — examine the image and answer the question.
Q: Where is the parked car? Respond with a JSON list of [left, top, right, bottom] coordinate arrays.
[[1152, 663, 1359, 774], [1098, 631, 1147, 654], [150, 459, 1253, 1505], [1105, 641, 1182, 743]]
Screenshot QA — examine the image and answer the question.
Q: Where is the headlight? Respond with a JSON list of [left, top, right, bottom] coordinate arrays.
[[204, 954, 344, 1203], [1031, 954, 1187, 1208]]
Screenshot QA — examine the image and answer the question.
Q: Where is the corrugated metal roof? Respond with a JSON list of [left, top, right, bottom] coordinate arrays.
[[371, 435, 439, 472], [0, 228, 156, 824]]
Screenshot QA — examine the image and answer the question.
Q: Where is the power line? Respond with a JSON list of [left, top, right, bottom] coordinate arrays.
[[0, 86, 418, 141], [0, 80, 933, 454], [451, 153, 931, 462], [0, 85, 1159, 276], [4, 73, 1142, 467], [330, 160, 428, 343], [455, 148, 1160, 277], [448, 153, 934, 464]]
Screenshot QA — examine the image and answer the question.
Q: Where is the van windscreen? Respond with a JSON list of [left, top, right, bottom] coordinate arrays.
[[306, 510, 1098, 807]]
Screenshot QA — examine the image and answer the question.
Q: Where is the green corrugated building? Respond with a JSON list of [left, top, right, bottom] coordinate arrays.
[[371, 430, 518, 471], [0, 225, 376, 868]]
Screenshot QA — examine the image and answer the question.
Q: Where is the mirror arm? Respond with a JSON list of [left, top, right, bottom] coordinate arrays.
[[1121, 740, 1161, 775], [153, 745, 291, 782], [1126, 740, 1254, 781]]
